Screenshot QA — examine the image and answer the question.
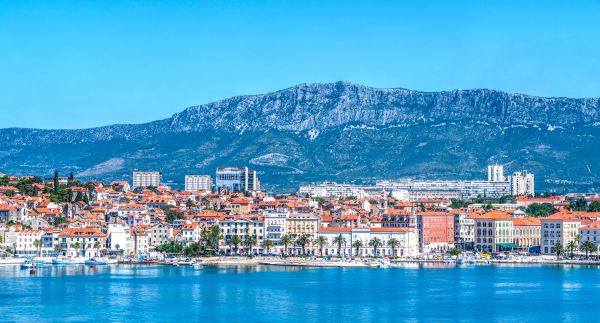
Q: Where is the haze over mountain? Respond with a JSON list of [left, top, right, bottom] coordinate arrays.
[[1, 81, 599, 193]]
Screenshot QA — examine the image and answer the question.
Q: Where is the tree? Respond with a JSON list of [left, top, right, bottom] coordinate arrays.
[[115, 244, 121, 253], [567, 241, 578, 259], [352, 240, 363, 257], [554, 242, 563, 260], [332, 234, 346, 256], [296, 234, 310, 255], [281, 235, 292, 256], [525, 203, 555, 217], [53, 170, 59, 195], [53, 244, 62, 256], [387, 238, 400, 258], [244, 235, 257, 255], [68, 173, 75, 187], [261, 239, 274, 255], [74, 242, 81, 257], [156, 242, 183, 254], [33, 239, 41, 257], [229, 236, 242, 255], [316, 236, 327, 256], [369, 237, 383, 257], [200, 225, 222, 253], [581, 241, 596, 259], [589, 201, 600, 212], [184, 242, 202, 257], [186, 199, 194, 209], [450, 199, 469, 209], [450, 248, 462, 256], [94, 241, 102, 256]]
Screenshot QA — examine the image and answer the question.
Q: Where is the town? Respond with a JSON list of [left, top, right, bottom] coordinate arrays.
[[1, 165, 600, 267]]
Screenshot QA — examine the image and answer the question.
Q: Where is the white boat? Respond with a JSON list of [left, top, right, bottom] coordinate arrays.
[[85, 258, 108, 265], [52, 258, 78, 265], [178, 258, 194, 266], [192, 263, 203, 269], [20, 259, 36, 269]]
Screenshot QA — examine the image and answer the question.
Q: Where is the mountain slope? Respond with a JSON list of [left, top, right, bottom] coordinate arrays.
[[1, 81, 599, 192]]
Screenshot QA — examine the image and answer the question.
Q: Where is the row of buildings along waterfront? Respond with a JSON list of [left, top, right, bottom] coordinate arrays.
[[299, 164, 535, 200], [132, 167, 260, 192], [1, 166, 599, 259]]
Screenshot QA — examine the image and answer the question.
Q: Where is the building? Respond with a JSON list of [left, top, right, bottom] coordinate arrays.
[[509, 171, 535, 196], [377, 180, 510, 200], [512, 217, 541, 249], [416, 212, 455, 253], [541, 212, 581, 255], [471, 211, 515, 252], [454, 212, 475, 250], [215, 167, 260, 192], [286, 213, 320, 254], [185, 175, 212, 192], [15, 230, 44, 256], [488, 164, 505, 182], [579, 220, 600, 246], [107, 223, 132, 253], [263, 210, 288, 253], [219, 216, 264, 254], [317, 227, 418, 257], [132, 171, 162, 189], [149, 222, 172, 248], [59, 227, 107, 257]]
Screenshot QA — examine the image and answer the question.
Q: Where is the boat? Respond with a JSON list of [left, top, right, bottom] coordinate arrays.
[[52, 258, 78, 265], [178, 258, 194, 266], [192, 263, 203, 269], [84, 258, 108, 265], [20, 259, 36, 270]]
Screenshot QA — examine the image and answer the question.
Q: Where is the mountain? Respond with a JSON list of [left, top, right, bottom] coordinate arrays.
[[1, 81, 599, 193]]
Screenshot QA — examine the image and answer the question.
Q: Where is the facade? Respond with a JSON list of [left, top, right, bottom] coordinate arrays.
[[216, 167, 260, 192], [416, 212, 455, 253], [540, 213, 581, 255], [132, 171, 162, 189], [487, 164, 505, 182], [263, 210, 288, 252], [59, 227, 107, 257], [219, 217, 264, 253], [185, 175, 212, 192], [471, 211, 515, 252], [286, 213, 320, 254], [149, 222, 172, 248], [454, 212, 475, 250], [108, 223, 131, 253], [509, 171, 535, 196], [317, 227, 418, 257], [579, 220, 600, 246], [377, 180, 510, 200], [512, 217, 541, 249], [15, 230, 44, 256]]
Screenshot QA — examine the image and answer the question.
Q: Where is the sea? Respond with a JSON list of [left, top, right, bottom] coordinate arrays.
[[1, 263, 599, 322]]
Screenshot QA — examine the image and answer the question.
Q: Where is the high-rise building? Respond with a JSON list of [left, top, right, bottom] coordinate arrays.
[[487, 164, 505, 182], [215, 167, 260, 192], [508, 171, 535, 196], [185, 175, 212, 192], [132, 171, 162, 189]]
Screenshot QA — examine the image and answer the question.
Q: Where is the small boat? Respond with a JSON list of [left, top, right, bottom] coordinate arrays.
[[178, 258, 194, 266], [192, 263, 203, 269], [20, 259, 36, 270], [84, 258, 108, 265], [52, 257, 78, 265]]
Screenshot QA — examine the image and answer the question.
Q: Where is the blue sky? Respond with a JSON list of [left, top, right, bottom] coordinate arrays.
[[1, 0, 599, 129]]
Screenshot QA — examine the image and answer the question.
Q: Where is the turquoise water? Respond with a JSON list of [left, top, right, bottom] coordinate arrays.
[[1, 263, 600, 322]]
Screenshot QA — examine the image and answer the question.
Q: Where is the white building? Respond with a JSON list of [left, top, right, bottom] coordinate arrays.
[[377, 180, 510, 200], [541, 213, 581, 255], [317, 227, 418, 258], [215, 167, 260, 192], [15, 230, 44, 256], [185, 175, 213, 192], [132, 171, 162, 189], [454, 212, 475, 250], [264, 210, 288, 253], [487, 164, 505, 182], [509, 171, 535, 196], [108, 223, 132, 253]]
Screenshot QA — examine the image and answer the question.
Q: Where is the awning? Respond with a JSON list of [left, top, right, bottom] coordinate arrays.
[[499, 243, 518, 249]]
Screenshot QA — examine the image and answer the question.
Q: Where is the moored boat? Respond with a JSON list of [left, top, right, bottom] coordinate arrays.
[[52, 258, 78, 265], [20, 259, 36, 270], [84, 258, 108, 265]]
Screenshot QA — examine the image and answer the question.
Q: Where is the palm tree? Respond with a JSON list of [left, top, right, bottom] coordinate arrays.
[[352, 240, 363, 257], [244, 235, 257, 255], [581, 241, 595, 259], [387, 238, 400, 258], [53, 244, 62, 257], [32, 239, 41, 257], [316, 236, 327, 256], [280, 235, 292, 256], [332, 234, 346, 256], [369, 237, 383, 257], [261, 239, 274, 255], [567, 241, 577, 259], [229, 236, 242, 255], [296, 234, 310, 255], [94, 241, 102, 257], [74, 242, 81, 257], [553, 242, 563, 260], [115, 243, 121, 255]]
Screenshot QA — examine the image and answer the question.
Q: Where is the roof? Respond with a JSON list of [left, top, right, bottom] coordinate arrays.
[[543, 212, 581, 221], [469, 211, 511, 220]]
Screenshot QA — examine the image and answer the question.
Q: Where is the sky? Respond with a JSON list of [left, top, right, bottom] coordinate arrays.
[[1, 0, 599, 129]]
